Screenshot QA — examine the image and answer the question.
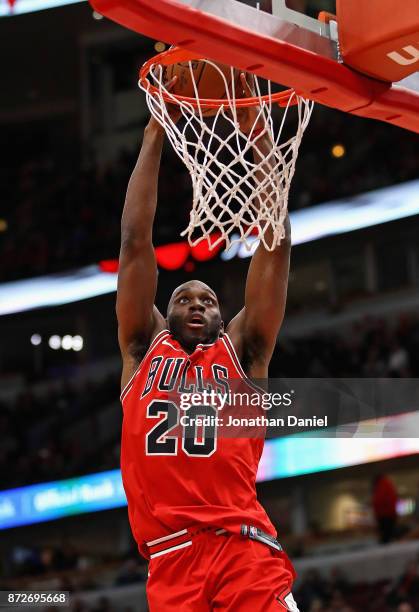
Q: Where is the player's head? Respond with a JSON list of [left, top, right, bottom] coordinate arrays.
[[167, 280, 223, 351]]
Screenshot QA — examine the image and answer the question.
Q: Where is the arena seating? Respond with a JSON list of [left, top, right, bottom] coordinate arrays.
[[2, 545, 419, 612], [1, 312, 418, 490], [0, 109, 417, 282]]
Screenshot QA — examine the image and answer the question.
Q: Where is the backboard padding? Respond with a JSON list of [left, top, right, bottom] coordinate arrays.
[[89, 0, 419, 132]]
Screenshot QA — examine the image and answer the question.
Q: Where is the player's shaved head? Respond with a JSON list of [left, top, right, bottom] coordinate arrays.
[[166, 280, 222, 352], [169, 280, 217, 308]]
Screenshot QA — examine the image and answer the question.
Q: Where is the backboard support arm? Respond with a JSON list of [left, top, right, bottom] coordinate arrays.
[[271, 0, 330, 37]]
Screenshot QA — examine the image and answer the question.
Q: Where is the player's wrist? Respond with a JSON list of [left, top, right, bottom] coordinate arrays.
[[145, 117, 165, 138], [250, 125, 266, 138]]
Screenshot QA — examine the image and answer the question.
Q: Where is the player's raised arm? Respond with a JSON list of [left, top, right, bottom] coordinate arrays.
[[116, 116, 166, 386], [227, 74, 291, 376], [227, 217, 291, 376]]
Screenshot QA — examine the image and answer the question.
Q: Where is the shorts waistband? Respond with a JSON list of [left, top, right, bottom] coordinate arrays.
[[146, 524, 281, 559], [241, 525, 283, 553]]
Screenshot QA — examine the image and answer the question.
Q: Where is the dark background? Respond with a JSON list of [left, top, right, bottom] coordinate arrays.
[[0, 1, 419, 611]]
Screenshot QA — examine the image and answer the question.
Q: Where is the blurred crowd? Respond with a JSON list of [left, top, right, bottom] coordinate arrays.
[[0, 108, 417, 283], [1, 540, 147, 592], [272, 313, 419, 378], [0, 373, 120, 489], [295, 558, 419, 612], [0, 147, 189, 282], [2, 548, 419, 612], [1, 312, 419, 489], [1, 313, 419, 608]]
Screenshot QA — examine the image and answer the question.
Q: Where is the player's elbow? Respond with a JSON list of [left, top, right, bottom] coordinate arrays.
[[120, 231, 152, 255]]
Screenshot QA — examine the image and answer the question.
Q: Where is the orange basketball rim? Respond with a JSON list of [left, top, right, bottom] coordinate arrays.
[[139, 46, 298, 110]]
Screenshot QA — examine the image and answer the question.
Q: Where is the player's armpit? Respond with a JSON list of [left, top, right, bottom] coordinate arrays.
[[227, 309, 271, 377]]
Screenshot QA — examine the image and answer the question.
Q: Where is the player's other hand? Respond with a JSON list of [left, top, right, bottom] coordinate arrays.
[[236, 73, 265, 136], [164, 74, 182, 124], [148, 74, 181, 132]]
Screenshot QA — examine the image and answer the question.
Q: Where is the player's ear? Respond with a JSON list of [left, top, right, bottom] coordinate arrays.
[[220, 320, 225, 333]]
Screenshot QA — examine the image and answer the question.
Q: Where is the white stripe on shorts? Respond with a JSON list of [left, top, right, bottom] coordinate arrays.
[[147, 528, 188, 547], [149, 541, 192, 559]]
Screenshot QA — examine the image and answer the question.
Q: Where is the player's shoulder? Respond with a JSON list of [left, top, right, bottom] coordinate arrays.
[[224, 320, 244, 362], [120, 323, 169, 392]]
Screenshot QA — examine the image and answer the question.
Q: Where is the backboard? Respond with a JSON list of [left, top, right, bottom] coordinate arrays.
[[89, 0, 419, 132]]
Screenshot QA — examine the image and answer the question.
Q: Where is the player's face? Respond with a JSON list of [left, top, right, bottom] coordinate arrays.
[[167, 282, 223, 351]]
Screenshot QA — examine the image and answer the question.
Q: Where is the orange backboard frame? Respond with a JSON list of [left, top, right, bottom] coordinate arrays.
[[337, 0, 419, 83], [89, 0, 419, 133]]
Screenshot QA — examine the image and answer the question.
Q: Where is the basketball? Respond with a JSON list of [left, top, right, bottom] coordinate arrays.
[[165, 59, 242, 116]]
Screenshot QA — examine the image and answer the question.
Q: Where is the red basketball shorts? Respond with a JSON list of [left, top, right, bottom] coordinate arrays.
[[146, 527, 299, 611]]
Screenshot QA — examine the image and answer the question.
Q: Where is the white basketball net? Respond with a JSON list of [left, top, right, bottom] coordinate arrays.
[[140, 60, 313, 251]]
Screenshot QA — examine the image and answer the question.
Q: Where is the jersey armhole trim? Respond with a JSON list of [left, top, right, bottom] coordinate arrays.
[[222, 333, 265, 395], [120, 329, 170, 403]]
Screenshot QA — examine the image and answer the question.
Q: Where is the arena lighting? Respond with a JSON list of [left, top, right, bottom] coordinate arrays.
[[331, 144, 346, 158], [30, 334, 42, 346], [0, 469, 126, 530], [397, 498, 414, 517], [47, 334, 84, 351], [0, 179, 419, 316], [156, 242, 190, 270], [0, 265, 118, 317], [61, 335, 73, 350], [72, 335, 84, 351], [48, 335, 61, 350], [1, 413, 419, 530], [191, 232, 224, 261], [154, 41, 166, 53], [221, 177, 419, 261]]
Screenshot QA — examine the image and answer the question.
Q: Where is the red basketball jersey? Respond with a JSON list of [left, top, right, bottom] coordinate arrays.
[[120, 329, 275, 559]]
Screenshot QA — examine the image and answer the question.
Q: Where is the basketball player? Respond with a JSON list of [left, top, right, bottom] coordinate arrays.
[[117, 75, 299, 611]]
